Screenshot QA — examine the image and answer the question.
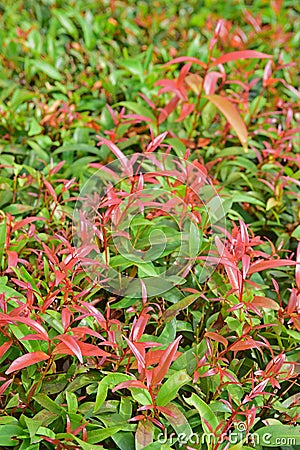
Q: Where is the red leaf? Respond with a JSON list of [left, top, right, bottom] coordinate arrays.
[[53, 342, 111, 358], [212, 50, 272, 66], [5, 351, 49, 374], [150, 335, 182, 386], [123, 336, 145, 370], [158, 96, 179, 124], [130, 312, 150, 342], [248, 259, 296, 275], [206, 94, 248, 149], [112, 379, 148, 392], [55, 335, 83, 363], [78, 342, 111, 357], [230, 337, 265, 352], [12, 216, 46, 232], [146, 131, 168, 153], [205, 331, 228, 347], [14, 317, 49, 340]]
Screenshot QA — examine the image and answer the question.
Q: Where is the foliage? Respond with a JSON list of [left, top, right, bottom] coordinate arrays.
[[0, 1, 299, 449]]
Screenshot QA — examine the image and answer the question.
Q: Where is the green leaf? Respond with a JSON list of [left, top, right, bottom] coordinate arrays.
[[94, 374, 132, 412], [66, 391, 78, 414], [31, 60, 63, 81], [286, 329, 300, 342], [161, 294, 200, 323], [53, 10, 78, 39], [57, 433, 104, 449], [184, 393, 219, 433], [255, 424, 300, 446], [23, 417, 43, 441], [33, 394, 64, 415], [88, 426, 129, 444], [130, 388, 152, 406], [156, 370, 191, 406], [28, 119, 43, 136], [118, 101, 156, 122], [35, 427, 56, 439], [54, 144, 100, 155], [0, 425, 23, 446]]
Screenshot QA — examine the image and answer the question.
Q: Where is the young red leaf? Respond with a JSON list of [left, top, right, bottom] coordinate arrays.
[[52, 342, 111, 358], [14, 317, 49, 340], [44, 179, 57, 202], [150, 335, 182, 386], [146, 131, 168, 152], [203, 71, 223, 95], [5, 351, 50, 374], [205, 331, 228, 347], [96, 136, 132, 175], [54, 335, 83, 363], [12, 216, 46, 232], [211, 50, 272, 66], [248, 259, 296, 275], [230, 337, 266, 352], [123, 336, 145, 370], [206, 94, 248, 149]]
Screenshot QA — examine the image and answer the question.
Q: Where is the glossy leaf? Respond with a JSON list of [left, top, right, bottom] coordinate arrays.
[[5, 351, 50, 374]]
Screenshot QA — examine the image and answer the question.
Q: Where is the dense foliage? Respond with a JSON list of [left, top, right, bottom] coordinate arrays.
[[0, 1, 299, 449]]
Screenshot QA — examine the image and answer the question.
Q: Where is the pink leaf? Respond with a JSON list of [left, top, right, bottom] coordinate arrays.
[[0, 379, 13, 396], [0, 341, 12, 359], [163, 56, 207, 69], [44, 180, 57, 202], [203, 71, 223, 95], [146, 131, 168, 152], [206, 94, 248, 149], [5, 351, 50, 374], [97, 137, 132, 175], [175, 103, 195, 122], [212, 50, 272, 66]]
